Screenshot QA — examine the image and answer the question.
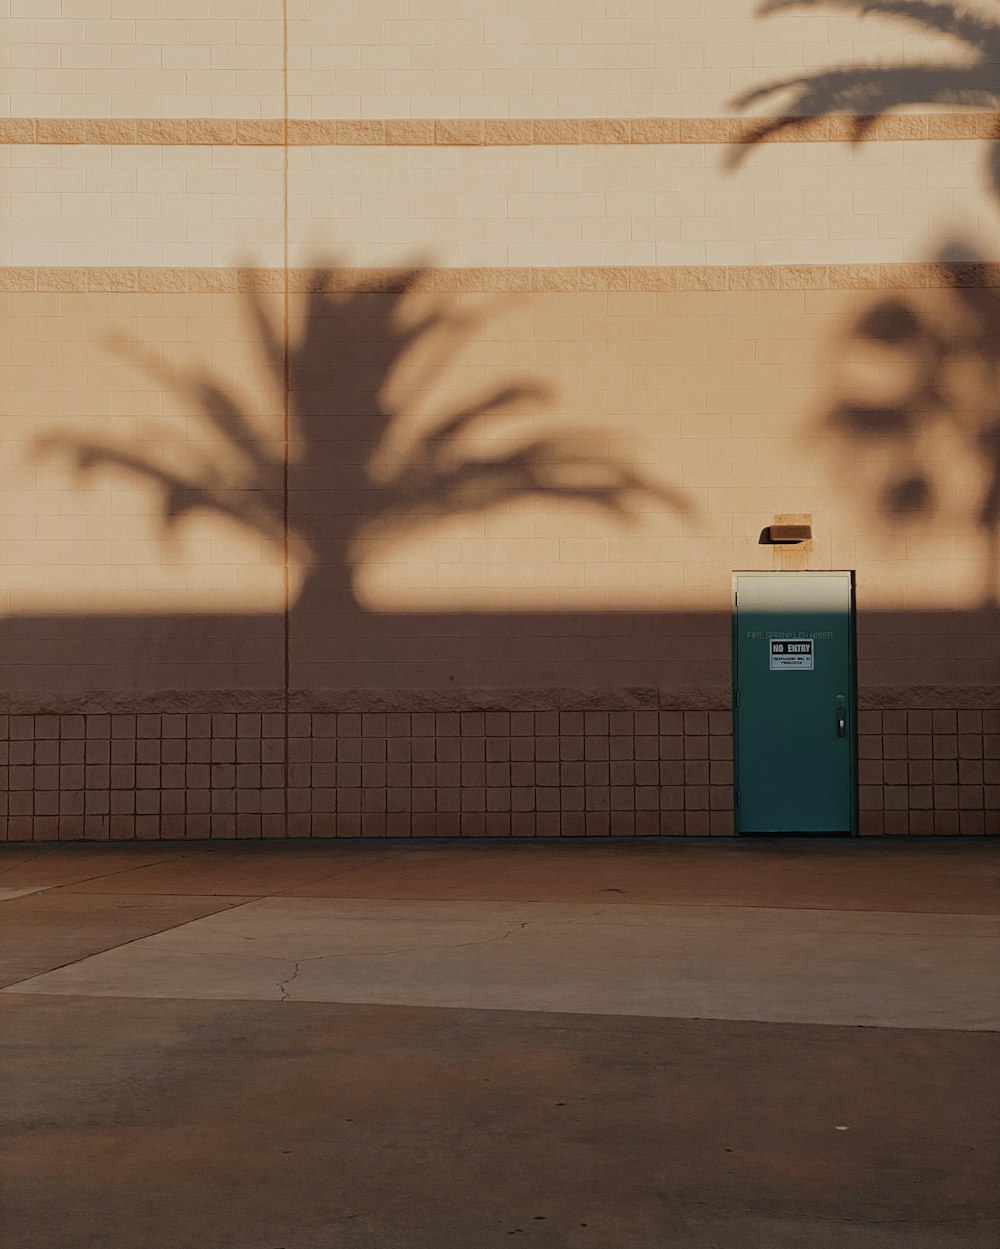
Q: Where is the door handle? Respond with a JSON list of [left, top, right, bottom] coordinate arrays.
[[835, 696, 847, 739]]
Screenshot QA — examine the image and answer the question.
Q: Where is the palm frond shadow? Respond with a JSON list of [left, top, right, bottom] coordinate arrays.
[[33, 264, 693, 614], [818, 244, 1000, 603], [726, 0, 1000, 190], [36, 333, 291, 558], [731, 2, 1000, 601]]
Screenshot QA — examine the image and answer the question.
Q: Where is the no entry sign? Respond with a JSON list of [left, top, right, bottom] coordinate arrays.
[[769, 638, 814, 670]]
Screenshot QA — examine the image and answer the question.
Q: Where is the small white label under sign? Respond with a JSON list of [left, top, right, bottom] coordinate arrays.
[[770, 638, 814, 670]]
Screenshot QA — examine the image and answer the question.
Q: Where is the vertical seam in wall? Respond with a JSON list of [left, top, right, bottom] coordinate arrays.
[[282, 0, 291, 831]]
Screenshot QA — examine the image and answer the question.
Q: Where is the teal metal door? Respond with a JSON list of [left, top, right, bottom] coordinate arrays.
[[733, 572, 856, 835]]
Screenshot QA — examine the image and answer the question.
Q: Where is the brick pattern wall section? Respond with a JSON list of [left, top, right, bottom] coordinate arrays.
[[4, 706, 998, 841], [2, 2, 284, 120], [6, 139, 999, 272], [0, 708, 735, 841], [858, 710, 1000, 836], [290, 140, 1000, 271], [284, 1, 1000, 122], [6, 0, 982, 123], [1, 145, 284, 270]]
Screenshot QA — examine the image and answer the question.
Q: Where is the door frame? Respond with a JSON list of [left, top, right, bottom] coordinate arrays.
[[731, 570, 859, 837]]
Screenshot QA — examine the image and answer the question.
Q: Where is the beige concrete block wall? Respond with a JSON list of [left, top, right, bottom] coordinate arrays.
[[332, 285, 999, 623], [2, 0, 284, 119], [1, 0, 998, 838], [285, 0, 994, 120], [0, 289, 290, 625], [4, 281, 998, 658], [1, 145, 284, 268], [287, 142, 1000, 270], [21, 137, 1000, 272], [2, 277, 997, 846]]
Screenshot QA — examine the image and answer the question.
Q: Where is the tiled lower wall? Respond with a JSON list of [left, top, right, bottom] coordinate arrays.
[[0, 708, 734, 841], [857, 710, 999, 836], [2, 702, 997, 840]]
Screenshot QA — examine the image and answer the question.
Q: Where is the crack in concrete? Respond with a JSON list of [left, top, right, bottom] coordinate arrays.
[[170, 912, 614, 1001], [153, 908, 614, 979], [175, 927, 523, 971], [277, 960, 304, 1002]]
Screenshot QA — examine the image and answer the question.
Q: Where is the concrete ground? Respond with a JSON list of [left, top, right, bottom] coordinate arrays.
[[1, 838, 998, 1249]]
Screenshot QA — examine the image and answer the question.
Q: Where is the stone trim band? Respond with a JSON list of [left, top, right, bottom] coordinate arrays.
[[1, 686, 996, 716], [0, 113, 996, 148], [3, 262, 1000, 295]]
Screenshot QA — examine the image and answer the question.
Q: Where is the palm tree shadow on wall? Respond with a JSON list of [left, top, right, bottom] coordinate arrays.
[[728, 0, 1000, 196], [34, 263, 691, 624], [818, 244, 1000, 604], [729, 0, 1000, 603]]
